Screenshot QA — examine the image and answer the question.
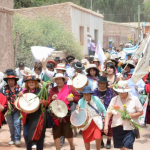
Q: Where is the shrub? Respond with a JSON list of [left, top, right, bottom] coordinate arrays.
[[13, 14, 83, 67]]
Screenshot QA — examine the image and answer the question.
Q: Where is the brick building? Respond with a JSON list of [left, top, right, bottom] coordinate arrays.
[[15, 2, 104, 55], [0, 0, 14, 72]]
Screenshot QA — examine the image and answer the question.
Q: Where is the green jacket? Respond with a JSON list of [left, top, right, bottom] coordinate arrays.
[[78, 96, 106, 117]]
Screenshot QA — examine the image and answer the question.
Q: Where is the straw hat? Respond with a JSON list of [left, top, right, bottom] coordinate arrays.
[[20, 70, 36, 76], [113, 80, 131, 93], [51, 73, 68, 83], [122, 60, 135, 69], [93, 58, 99, 62], [86, 64, 99, 73], [55, 63, 66, 71]]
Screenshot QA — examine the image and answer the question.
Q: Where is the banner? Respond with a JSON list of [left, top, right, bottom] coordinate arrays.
[[123, 43, 138, 54], [31, 46, 55, 62], [94, 41, 106, 70], [131, 35, 150, 83]]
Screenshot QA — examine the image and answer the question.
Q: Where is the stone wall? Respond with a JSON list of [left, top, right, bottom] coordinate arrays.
[[15, 3, 72, 31], [0, 3, 14, 72], [0, 0, 13, 9]]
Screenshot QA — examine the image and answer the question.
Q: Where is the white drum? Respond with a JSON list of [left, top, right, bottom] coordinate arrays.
[[72, 74, 88, 92], [19, 93, 40, 113], [15, 97, 21, 111]]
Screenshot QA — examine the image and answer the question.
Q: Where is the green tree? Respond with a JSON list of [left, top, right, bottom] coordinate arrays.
[[13, 14, 83, 67], [143, 0, 150, 21]]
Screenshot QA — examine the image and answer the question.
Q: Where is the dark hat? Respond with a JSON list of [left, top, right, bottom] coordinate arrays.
[[4, 69, 19, 81], [89, 57, 94, 61], [98, 76, 109, 83], [72, 62, 85, 70], [47, 60, 57, 68], [127, 53, 132, 56], [81, 86, 93, 94], [24, 74, 40, 82], [68, 58, 75, 64], [54, 57, 61, 61], [66, 55, 75, 61]]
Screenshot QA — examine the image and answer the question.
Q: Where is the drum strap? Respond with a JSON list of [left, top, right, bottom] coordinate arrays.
[[87, 102, 101, 116]]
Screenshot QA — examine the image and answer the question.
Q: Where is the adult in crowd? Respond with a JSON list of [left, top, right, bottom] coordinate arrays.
[[122, 61, 135, 80], [90, 39, 96, 55], [89, 57, 94, 64], [93, 76, 115, 149], [34, 62, 43, 80], [61, 58, 69, 69], [2, 69, 22, 146], [86, 64, 100, 91], [49, 73, 80, 150], [104, 80, 143, 150], [0, 73, 8, 129], [108, 45, 116, 55], [87, 33, 91, 55], [15, 62, 30, 80], [19, 73, 49, 150], [0, 72, 5, 91], [81, 59, 89, 70], [117, 48, 126, 63], [54, 57, 61, 65], [106, 63, 118, 89], [76, 86, 106, 150], [93, 58, 101, 71]]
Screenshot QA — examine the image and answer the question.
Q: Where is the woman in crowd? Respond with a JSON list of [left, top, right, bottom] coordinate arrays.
[[106, 63, 118, 89], [34, 62, 44, 80], [61, 58, 69, 69], [19, 73, 49, 150], [0, 72, 8, 129], [49, 73, 80, 150], [104, 80, 143, 150], [86, 64, 100, 91], [76, 86, 106, 150], [93, 76, 115, 149], [2, 69, 22, 146], [93, 58, 101, 72]]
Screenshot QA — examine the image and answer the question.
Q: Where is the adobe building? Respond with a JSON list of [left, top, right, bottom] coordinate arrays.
[[15, 2, 104, 55], [0, 0, 14, 72]]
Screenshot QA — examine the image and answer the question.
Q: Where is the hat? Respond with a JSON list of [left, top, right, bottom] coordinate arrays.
[[68, 58, 75, 64], [113, 80, 131, 93], [89, 57, 94, 61], [98, 76, 109, 83], [20, 70, 35, 76], [4, 69, 19, 81], [81, 86, 93, 94], [109, 45, 113, 48], [24, 73, 40, 82], [93, 58, 99, 62], [127, 53, 132, 56], [122, 61, 135, 69], [54, 57, 61, 61], [51, 73, 68, 83], [72, 62, 85, 70], [86, 64, 99, 73], [81, 59, 88, 64], [55, 63, 66, 71], [111, 54, 121, 60], [47, 60, 57, 68], [66, 55, 75, 61]]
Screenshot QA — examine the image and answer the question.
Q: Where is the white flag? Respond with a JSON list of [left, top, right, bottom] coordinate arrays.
[[31, 46, 55, 62], [94, 41, 106, 70], [132, 35, 150, 83]]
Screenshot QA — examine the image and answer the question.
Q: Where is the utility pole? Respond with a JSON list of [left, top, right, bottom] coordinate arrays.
[[91, 0, 92, 10], [138, 5, 140, 42]]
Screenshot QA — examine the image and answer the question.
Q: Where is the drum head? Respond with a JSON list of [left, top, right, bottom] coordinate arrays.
[[72, 74, 88, 89], [19, 93, 40, 113], [51, 100, 68, 118], [70, 108, 87, 127], [15, 97, 21, 111]]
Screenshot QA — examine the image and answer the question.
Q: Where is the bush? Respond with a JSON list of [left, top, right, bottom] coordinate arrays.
[[13, 14, 83, 67]]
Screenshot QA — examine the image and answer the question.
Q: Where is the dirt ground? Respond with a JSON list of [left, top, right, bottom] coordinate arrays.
[[0, 124, 150, 150]]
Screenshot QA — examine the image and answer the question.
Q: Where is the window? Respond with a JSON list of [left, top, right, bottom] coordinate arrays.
[[94, 29, 98, 44], [80, 26, 84, 45]]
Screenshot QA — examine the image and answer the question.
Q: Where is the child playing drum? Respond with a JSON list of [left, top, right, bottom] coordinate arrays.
[[76, 86, 106, 150]]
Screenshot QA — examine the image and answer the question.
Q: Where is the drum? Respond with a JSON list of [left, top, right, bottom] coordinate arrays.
[[72, 74, 88, 92], [14, 97, 21, 111], [19, 93, 40, 113], [49, 100, 68, 119], [70, 108, 89, 128]]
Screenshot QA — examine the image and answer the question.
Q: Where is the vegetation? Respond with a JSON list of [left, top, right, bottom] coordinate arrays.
[[143, 0, 150, 21], [14, 0, 149, 22], [13, 14, 82, 67]]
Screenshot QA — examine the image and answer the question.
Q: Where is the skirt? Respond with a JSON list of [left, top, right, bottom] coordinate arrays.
[[113, 126, 135, 149], [53, 121, 73, 139], [82, 120, 101, 143]]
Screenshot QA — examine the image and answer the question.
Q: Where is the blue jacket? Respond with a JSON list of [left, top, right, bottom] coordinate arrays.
[[78, 96, 106, 117]]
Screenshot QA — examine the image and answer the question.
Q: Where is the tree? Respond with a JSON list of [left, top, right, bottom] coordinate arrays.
[[143, 0, 150, 21], [13, 14, 83, 67]]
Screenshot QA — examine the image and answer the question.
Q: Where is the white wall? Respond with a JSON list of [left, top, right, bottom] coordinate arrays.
[[71, 7, 103, 54]]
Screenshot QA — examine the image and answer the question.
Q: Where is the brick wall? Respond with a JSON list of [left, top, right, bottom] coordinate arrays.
[[15, 3, 72, 31]]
